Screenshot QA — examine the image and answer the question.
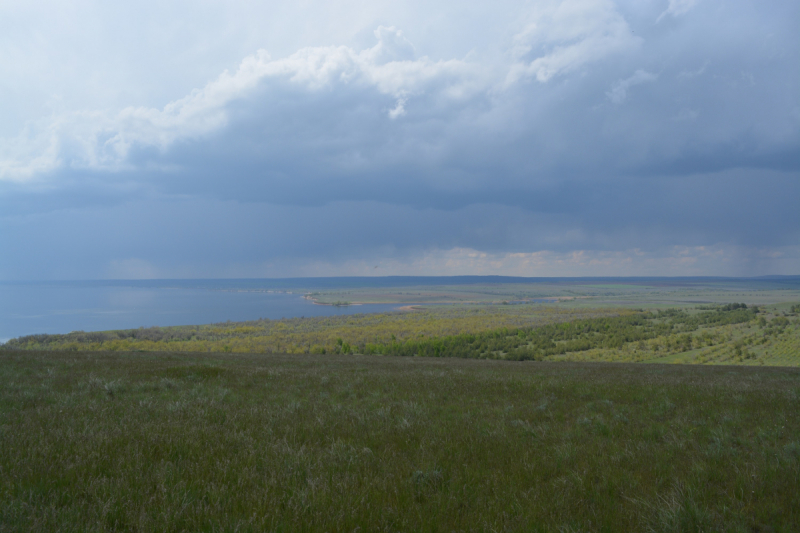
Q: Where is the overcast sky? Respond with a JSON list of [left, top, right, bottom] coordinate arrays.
[[1, 0, 797, 279]]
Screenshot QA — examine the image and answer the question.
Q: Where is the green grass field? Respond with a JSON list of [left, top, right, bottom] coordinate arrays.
[[1, 350, 799, 532]]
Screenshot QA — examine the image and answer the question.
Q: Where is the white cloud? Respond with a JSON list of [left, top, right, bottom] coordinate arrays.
[[677, 61, 709, 79], [507, 0, 640, 83], [360, 26, 417, 64], [0, 26, 479, 182], [607, 69, 657, 104], [0, 3, 655, 183], [388, 97, 408, 119], [0, 124, 62, 182], [657, 0, 700, 23]]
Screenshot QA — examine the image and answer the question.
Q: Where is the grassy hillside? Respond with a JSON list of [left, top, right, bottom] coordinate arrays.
[[6, 303, 799, 367], [3, 305, 626, 355], [1, 351, 798, 532]]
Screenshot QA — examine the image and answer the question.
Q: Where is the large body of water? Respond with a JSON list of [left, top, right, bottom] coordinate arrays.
[[0, 280, 408, 343]]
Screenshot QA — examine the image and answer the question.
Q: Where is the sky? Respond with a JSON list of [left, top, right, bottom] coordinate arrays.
[[0, 0, 798, 279]]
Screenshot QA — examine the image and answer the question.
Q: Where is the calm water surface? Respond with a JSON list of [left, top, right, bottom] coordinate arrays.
[[0, 281, 406, 342]]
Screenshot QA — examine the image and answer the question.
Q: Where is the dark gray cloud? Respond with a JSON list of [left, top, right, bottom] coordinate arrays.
[[1, 0, 798, 278]]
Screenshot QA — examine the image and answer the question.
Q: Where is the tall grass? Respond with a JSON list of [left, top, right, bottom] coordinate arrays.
[[1, 350, 798, 531]]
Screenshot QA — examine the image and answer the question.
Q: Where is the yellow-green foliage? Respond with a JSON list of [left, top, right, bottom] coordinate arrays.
[[5, 305, 627, 354], [544, 309, 800, 367], [7, 303, 799, 368]]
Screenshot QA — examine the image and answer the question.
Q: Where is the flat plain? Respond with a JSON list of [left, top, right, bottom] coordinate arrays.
[[305, 277, 800, 307]]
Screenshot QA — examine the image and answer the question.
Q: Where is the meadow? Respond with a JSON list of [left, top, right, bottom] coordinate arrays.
[[1, 350, 798, 532], [2, 281, 799, 531]]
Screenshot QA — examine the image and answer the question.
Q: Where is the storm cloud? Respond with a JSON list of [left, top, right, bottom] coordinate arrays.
[[1, 0, 798, 278]]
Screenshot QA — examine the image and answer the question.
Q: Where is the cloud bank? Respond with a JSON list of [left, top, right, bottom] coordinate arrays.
[[0, 0, 798, 279]]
